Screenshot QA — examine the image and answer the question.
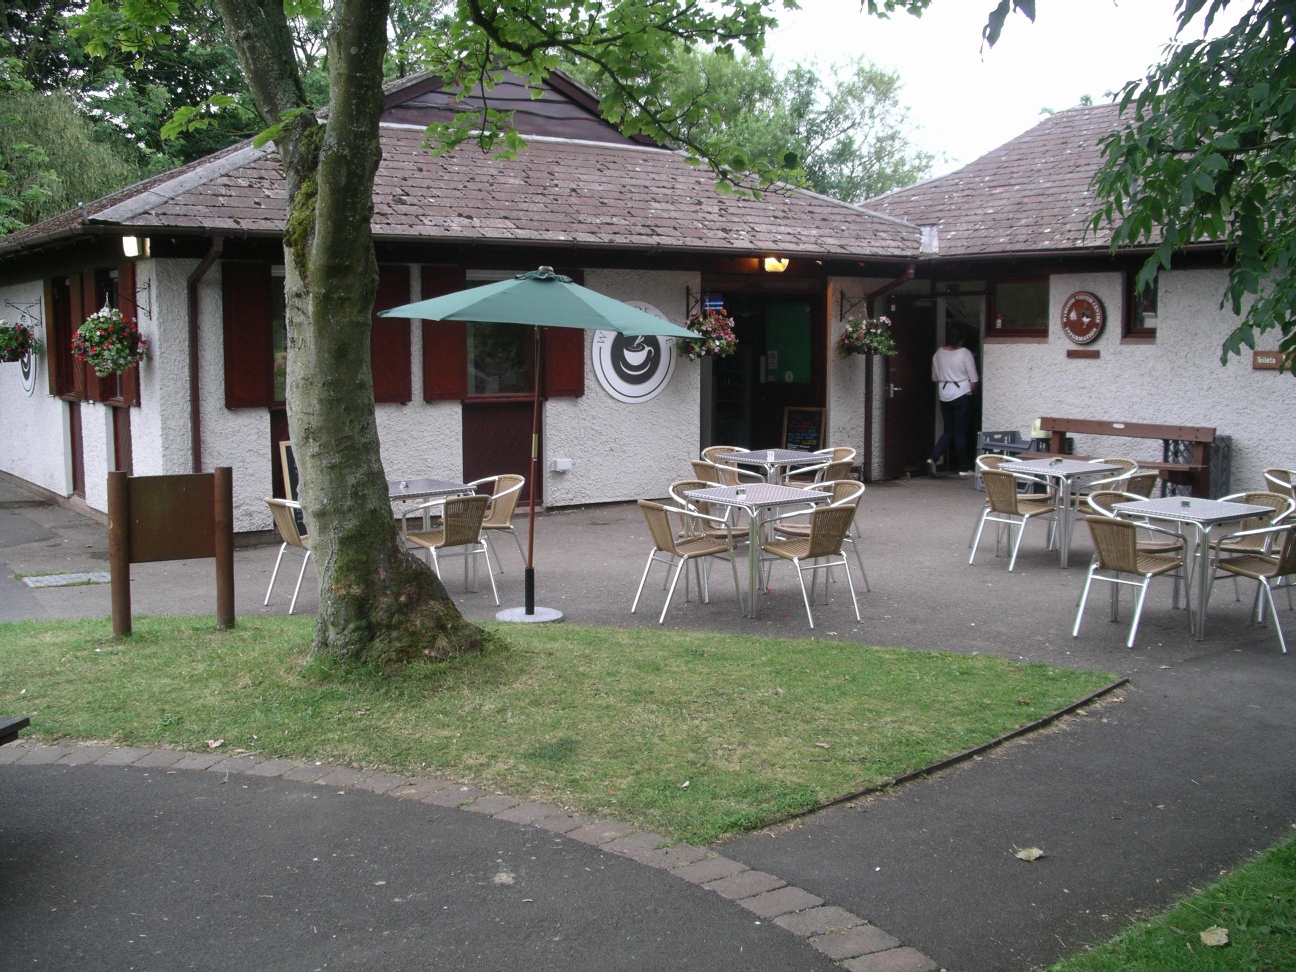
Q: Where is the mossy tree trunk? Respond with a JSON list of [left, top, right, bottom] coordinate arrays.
[[215, 0, 485, 663]]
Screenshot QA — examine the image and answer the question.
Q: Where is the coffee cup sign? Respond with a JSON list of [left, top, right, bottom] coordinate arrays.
[[591, 301, 678, 404], [1061, 292, 1105, 345]]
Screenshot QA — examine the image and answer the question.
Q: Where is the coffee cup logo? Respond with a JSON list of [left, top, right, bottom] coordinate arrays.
[[592, 302, 678, 404]]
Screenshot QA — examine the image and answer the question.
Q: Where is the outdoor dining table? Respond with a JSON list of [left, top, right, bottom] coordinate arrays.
[[712, 449, 823, 484], [387, 477, 473, 533], [1113, 495, 1274, 641], [1007, 458, 1122, 568], [685, 483, 832, 617]]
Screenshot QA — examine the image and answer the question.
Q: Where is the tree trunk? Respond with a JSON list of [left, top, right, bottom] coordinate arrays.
[[217, 0, 486, 664]]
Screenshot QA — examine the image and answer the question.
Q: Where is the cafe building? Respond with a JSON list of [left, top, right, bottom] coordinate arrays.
[[1, 86, 1290, 534]]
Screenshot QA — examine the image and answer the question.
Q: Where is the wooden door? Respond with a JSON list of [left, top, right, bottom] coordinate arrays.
[[462, 401, 539, 503], [884, 297, 937, 478], [68, 401, 85, 497]]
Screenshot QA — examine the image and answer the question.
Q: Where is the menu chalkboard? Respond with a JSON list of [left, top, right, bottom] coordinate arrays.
[[782, 407, 825, 452]]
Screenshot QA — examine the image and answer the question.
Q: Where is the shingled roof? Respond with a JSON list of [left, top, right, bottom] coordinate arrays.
[[0, 73, 920, 262], [865, 104, 1122, 257]]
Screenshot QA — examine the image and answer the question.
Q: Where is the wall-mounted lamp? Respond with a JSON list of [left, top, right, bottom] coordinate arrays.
[[763, 256, 789, 273], [121, 236, 149, 258]]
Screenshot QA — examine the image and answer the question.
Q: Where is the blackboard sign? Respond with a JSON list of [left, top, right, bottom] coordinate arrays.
[[782, 407, 825, 452]]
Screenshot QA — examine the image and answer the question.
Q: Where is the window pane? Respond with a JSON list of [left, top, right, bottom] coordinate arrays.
[[994, 281, 1048, 330], [468, 322, 534, 395], [271, 278, 287, 402]]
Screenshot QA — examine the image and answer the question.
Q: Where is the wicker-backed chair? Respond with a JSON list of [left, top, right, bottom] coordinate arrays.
[[1073, 515, 1187, 648], [468, 474, 526, 572], [702, 445, 746, 464], [691, 458, 761, 487], [1263, 468, 1294, 499], [670, 479, 742, 538], [970, 469, 1058, 571], [1086, 490, 1189, 607], [771, 480, 869, 591], [632, 500, 742, 623], [1069, 457, 1138, 512], [264, 497, 311, 615], [406, 494, 497, 605], [1210, 523, 1296, 652], [760, 504, 861, 628], [785, 447, 856, 484], [1210, 491, 1294, 604], [1122, 470, 1160, 498]]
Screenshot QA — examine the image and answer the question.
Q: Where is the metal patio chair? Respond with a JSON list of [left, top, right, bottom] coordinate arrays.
[[1263, 468, 1294, 499], [770, 480, 870, 592], [1073, 515, 1187, 649], [970, 469, 1058, 571], [760, 504, 861, 628], [1085, 490, 1189, 608], [1209, 522, 1296, 652], [406, 494, 498, 605], [1210, 491, 1295, 607], [632, 500, 743, 623], [264, 497, 311, 615], [469, 474, 526, 572]]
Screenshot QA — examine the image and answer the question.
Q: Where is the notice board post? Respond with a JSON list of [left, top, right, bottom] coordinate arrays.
[[108, 467, 235, 637]]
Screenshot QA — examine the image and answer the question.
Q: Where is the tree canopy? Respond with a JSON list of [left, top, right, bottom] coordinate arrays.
[[1092, 0, 1296, 373], [567, 50, 933, 203]]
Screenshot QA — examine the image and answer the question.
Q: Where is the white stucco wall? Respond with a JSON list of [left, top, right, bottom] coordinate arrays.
[[982, 269, 1296, 494], [544, 269, 700, 506], [132, 258, 199, 478], [0, 280, 70, 495]]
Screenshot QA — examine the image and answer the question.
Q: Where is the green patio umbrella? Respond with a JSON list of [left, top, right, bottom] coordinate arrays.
[[380, 267, 699, 620]]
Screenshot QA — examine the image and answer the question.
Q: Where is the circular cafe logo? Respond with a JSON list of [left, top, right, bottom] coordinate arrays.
[[1061, 292, 1106, 345], [592, 301, 677, 404]]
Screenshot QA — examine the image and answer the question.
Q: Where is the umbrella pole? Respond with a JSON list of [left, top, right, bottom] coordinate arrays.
[[525, 325, 540, 615]]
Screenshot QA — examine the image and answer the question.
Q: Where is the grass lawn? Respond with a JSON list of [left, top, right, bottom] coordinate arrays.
[[0, 616, 1113, 844], [1049, 831, 1296, 972]]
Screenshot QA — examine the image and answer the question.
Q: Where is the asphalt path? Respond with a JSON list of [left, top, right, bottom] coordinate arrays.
[[1, 762, 833, 972]]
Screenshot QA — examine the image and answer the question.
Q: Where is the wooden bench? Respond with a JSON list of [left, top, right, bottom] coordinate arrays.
[[1041, 417, 1216, 498], [0, 716, 30, 746]]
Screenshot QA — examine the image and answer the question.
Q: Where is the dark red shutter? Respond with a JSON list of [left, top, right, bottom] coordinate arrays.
[[79, 271, 102, 402], [222, 262, 274, 408], [371, 266, 412, 403], [113, 261, 141, 406], [421, 265, 468, 401], [544, 327, 585, 397]]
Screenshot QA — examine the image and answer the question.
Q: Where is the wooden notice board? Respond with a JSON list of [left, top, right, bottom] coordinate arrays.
[[782, 406, 825, 452]]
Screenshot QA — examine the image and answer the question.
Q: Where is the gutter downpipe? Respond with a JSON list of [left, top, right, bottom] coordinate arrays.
[[188, 236, 224, 473], [861, 262, 916, 481]]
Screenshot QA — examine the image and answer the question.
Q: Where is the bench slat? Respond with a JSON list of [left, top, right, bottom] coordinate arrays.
[[1041, 417, 1215, 443]]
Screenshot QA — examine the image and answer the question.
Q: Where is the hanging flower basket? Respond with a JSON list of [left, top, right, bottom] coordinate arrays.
[[0, 318, 40, 363], [71, 306, 148, 377], [684, 309, 738, 361], [837, 315, 897, 358]]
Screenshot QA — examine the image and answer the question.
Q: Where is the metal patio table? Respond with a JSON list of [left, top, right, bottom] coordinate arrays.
[[1008, 458, 1122, 568], [713, 449, 823, 484], [685, 483, 831, 617], [1113, 496, 1273, 641], [388, 478, 473, 533]]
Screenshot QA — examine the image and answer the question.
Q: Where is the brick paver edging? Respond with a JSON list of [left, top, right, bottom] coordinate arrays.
[[2, 741, 944, 972]]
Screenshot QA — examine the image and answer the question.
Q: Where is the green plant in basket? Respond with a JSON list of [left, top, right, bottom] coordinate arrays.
[[71, 306, 148, 377], [0, 318, 40, 362], [837, 315, 897, 358]]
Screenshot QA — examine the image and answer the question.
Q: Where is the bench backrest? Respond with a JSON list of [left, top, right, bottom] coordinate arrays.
[[1041, 417, 1215, 444]]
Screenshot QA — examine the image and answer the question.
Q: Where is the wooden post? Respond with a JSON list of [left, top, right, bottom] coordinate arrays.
[[107, 470, 132, 638], [214, 466, 235, 629]]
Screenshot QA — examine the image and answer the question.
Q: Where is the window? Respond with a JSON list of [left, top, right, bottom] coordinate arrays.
[[1126, 271, 1157, 338], [989, 279, 1049, 335], [468, 322, 535, 396]]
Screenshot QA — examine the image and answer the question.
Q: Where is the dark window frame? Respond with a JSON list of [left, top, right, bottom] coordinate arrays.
[[987, 276, 1050, 337], [1124, 270, 1158, 339]]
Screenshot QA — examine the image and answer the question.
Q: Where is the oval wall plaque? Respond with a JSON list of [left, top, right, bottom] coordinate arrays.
[[591, 301, 677, 404], [1061, 292, 1105, 345]]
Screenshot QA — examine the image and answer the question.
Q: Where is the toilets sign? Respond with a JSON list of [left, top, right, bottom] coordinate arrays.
[[591, 301, 678, 404]]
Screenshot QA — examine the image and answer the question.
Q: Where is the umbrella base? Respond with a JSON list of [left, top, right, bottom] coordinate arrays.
[[495, 606, 564, 623]]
